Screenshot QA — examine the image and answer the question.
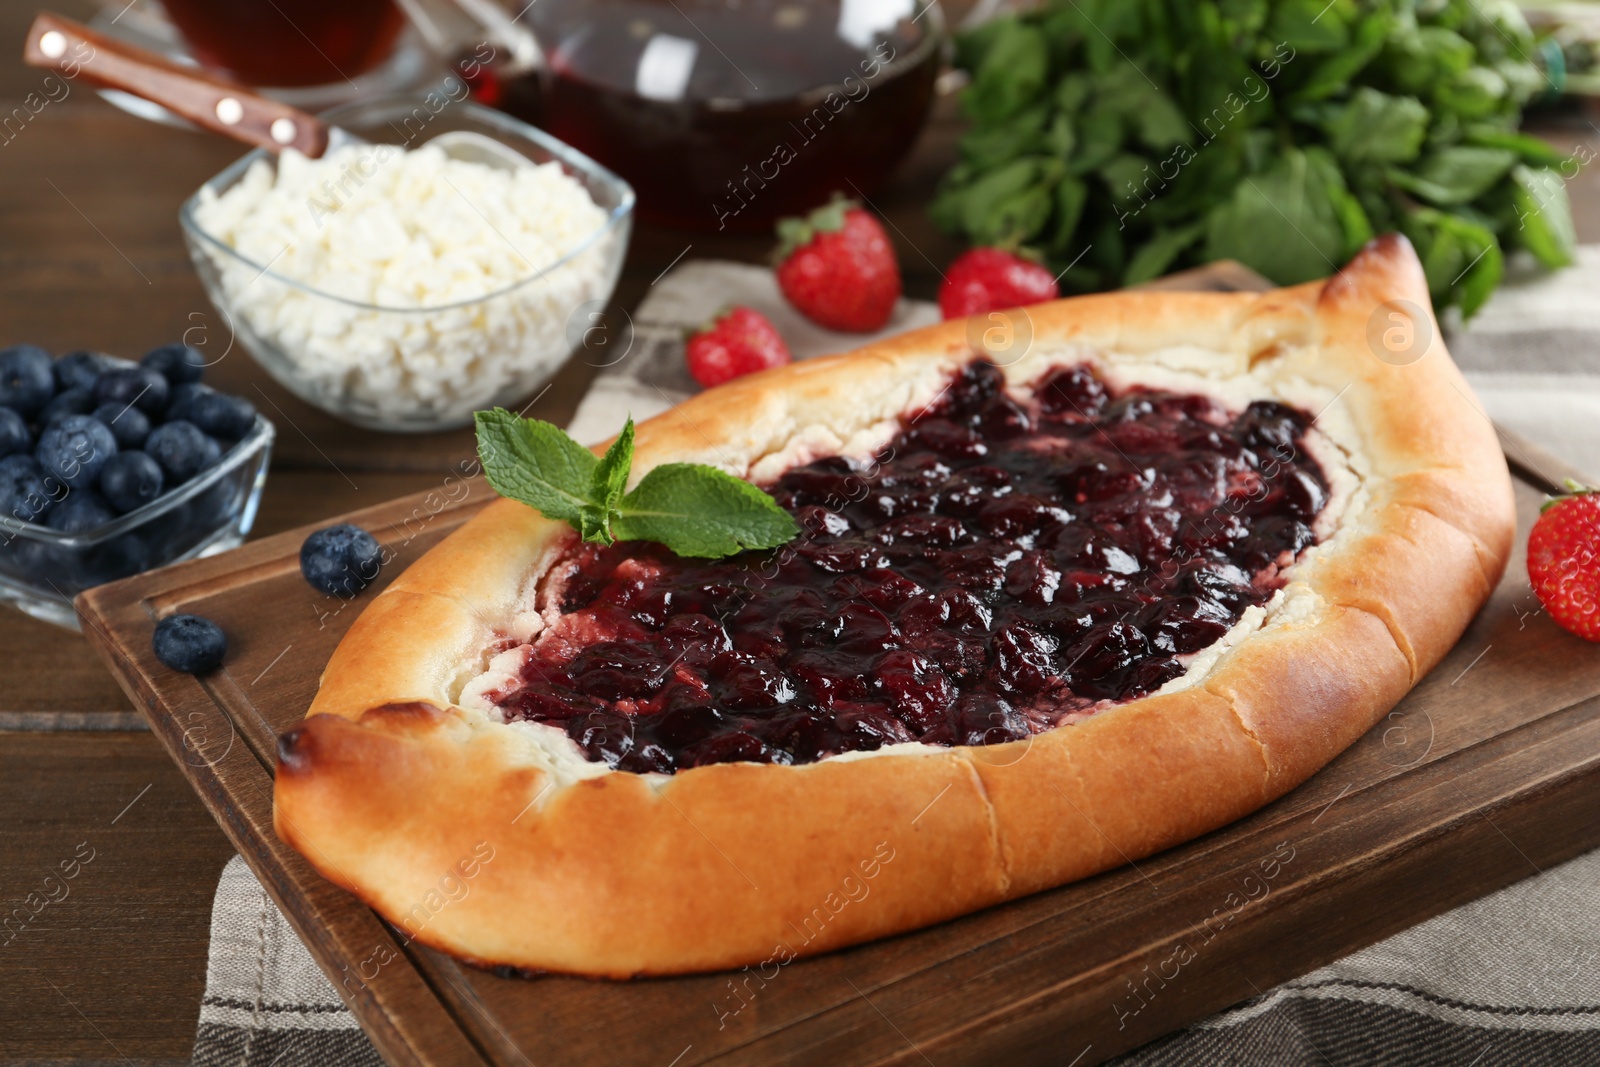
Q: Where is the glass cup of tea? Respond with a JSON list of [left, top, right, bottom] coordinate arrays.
[[448, 0, 946, 230], [160, 0, 408, 87]]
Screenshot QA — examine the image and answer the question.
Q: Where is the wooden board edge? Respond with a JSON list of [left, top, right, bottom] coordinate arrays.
[[75, 565, 492, 1066], [710, 696, 1600, 1066]]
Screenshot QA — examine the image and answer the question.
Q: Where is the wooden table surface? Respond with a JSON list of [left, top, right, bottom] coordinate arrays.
[[1, 2, 1597, 1061]]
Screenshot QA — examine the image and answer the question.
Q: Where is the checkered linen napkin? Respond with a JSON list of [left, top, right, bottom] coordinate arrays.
[[195, 256, 1600, 1066]]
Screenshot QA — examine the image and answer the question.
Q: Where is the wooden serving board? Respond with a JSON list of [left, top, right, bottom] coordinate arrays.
[[74, 261, 1600, 1065], [76, 436, 1600, 1067]]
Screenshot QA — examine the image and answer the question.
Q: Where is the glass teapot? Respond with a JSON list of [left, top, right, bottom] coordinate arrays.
[[402, 0, 945, 229]]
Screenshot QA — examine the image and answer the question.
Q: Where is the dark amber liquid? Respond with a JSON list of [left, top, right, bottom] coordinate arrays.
[[163, 0, 405, 88], [466, 0, 940, 229]]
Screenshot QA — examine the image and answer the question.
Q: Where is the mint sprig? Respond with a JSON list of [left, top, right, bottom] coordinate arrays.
[[474, 410, 799, 558]]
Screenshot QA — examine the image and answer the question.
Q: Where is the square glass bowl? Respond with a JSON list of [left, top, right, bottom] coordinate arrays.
[[179, 97, 635, 433], [0, 418, 273, 630]]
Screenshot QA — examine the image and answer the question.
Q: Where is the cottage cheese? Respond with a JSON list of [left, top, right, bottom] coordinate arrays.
[[192, 144, 617, 429]]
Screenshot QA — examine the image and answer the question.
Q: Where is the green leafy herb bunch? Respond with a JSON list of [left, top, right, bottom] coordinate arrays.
[[932, 0, 1577, 316]]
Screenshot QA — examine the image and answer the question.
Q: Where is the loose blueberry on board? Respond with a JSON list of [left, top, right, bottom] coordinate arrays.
[[91, 402, 150, 449], [152, 613, 227, 673], [46, 490, 116, 534], [99, 451, 165, 514], [300, 524, 384, 597], [93, 366, 170, 416], [0, 344, 56, 418], [145, 421, 220, 483], [187, 391, 257, 440], [0, 454, 55, 524], [37, 414, 118, 491], [38, 387, 95, 428], [0, 408, 32, 458], [53, 350, 109, 392], [140, 343, 205, 385]]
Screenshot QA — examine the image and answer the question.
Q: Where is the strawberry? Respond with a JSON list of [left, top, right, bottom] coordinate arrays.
[[939, 247, 1060, 320], [685, 306, 791, 389], [774, 198, 900, 332], [1527, 481, 1600, 641]]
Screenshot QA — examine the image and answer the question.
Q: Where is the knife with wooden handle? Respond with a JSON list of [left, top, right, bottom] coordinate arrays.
[[21, 11, 330, 157]]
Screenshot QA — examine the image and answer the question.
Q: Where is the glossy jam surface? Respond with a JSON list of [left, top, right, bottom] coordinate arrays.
[[489, 361, 1330, 773]]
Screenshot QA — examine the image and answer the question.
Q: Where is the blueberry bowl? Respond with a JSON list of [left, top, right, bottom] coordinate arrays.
[[0, 346, 274, 630]]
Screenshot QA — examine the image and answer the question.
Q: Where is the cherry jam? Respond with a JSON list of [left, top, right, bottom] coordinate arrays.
[[489, 361, 1329, 773]]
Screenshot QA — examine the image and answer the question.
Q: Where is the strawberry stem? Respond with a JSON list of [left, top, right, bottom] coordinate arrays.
[[773, 194, 857, 263], [1541, 479, 1599, 513]]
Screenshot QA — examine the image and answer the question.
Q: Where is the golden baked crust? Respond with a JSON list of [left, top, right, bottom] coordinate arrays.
[[274, 235, 1514, 977]]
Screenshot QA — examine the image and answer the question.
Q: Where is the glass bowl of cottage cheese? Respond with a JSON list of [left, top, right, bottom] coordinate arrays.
[[180, 97, 634, 432]]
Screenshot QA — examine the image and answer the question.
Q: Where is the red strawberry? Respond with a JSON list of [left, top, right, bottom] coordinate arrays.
[[774, 198, 900, 332], [1527, 482, 1600, 641], [685, 306, 791, 389], [939, 247, 1060, 320]]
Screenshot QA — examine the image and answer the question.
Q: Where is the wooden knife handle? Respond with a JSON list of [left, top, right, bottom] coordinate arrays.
[[22, 12, 330, 157]]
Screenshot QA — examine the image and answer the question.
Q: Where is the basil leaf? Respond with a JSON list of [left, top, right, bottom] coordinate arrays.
[[964, 22, 1050, 123], [1123, 222, 1205, 285], [1203, 148, 1346, 285], [1463, 127, 1570, 169], [1389, 146, 1517, 206], [1455, 228, 1503, 319], [1507, 164, 1577, 269], [612, 464, 800, 559], [475, 409, 597, 526], [1051, 175, 1089, 251], [1268, 0, 1349, 54], [1289, 12, 1390, 103], [961, 105, 1050, 170], [1323, 88, 1429, 166], [942, 0, 1558, 317], [1434, 67, 1509, 121]]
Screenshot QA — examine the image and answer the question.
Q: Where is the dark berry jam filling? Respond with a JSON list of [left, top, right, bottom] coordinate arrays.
[[487, 360, 1330, 774]]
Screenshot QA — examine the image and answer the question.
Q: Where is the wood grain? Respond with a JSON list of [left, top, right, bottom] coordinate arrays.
[[0, 730, 235, 1066], [75, 422, 1600, 1067], [5, 22, 1600, 1060]]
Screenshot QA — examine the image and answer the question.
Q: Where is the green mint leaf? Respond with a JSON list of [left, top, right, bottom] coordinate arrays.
[[611, 463, 800, 559], [579, 504, 614, 546], [590, 417, 634, 520], [474, 408, 598, 526], [475, 410, 798, 559]]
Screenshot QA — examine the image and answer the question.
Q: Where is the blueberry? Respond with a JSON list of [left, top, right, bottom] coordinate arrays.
[[152, 613, 226, 673], [93, 367, 169, 416], [37, 387, 95, 428], [0, 454, 57, 524], [192, 479, 238, 528], [0, 408, 31, 457], [145, 421, 220, 484], [36, 414, 118, 490], [83, 532, 151, 585], [165, 382, 212, 423], [46, 489, 116, 534], [0, 345, 55, 417], [300, 523, 384, 597], [140, 343, 205, 385], [99, 451, 165, 514], [91, 402, 150, 449], [187, 391, 256, 440], [53, 351, 110, 392]]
